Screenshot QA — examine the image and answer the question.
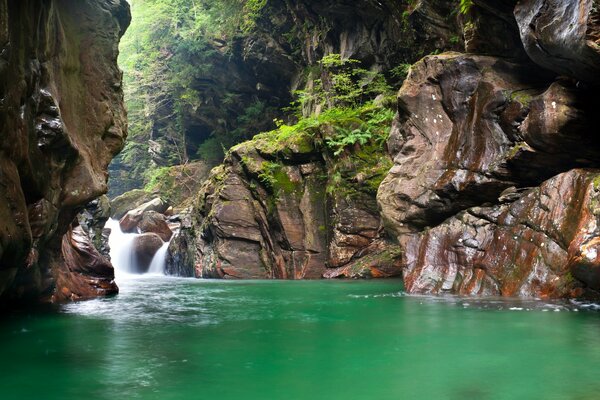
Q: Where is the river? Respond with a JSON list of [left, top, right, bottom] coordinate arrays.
[[1, 276, 600, 399]]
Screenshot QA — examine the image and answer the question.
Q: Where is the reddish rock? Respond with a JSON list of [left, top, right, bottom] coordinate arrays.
[[138, 211, 173, 241], [0, 0, 130, 304], [399, 170, 600, 298], [378, 49, 600, 298], [52, 225, 118, 303], [119, 198, 169, 233]]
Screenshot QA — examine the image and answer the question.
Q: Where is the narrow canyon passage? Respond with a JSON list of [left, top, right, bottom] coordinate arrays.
[[1, 0, 600, 399]]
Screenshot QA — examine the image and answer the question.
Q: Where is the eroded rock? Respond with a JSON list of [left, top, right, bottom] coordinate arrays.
[[515, 0, 600, 85], [400, 170, 600, 298], [0, 0, 130, 305]]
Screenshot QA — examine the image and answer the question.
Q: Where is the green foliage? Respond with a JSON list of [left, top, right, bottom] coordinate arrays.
[[459, 0, 474, 15], [323, 106, 395, 156], [114, 0, 270, 195], [390, 64, 412, 81], [289, 54, 393, 115]]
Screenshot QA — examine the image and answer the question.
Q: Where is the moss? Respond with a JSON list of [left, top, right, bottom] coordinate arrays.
[[144, 162, 211, 209], [507, 141, 531, 159], [509, 90, 535, 107]]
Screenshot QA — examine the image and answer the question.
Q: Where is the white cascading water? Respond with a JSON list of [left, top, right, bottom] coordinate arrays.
[[105, 218, 171, 278], [147, 241, 170, 274]]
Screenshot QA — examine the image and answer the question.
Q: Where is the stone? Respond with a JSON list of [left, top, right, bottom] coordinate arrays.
[[138, 211, 173, 242], [52, 225, 118, 303], [399, 170, 600, 298], [119, 198, 169, 233], [110, 189, 154, 219], [515, 0, 600, 85], [0, 0, 130, 305], [132, 233, 164, 274]]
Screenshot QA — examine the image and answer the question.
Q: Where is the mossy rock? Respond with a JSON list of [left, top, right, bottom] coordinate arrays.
[[110, 189, 154, 219]]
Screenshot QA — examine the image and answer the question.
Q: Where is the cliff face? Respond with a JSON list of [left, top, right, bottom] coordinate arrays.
[[109, 0, 461, 196], [156, 0, 460, 280], [0, 0, 130, 305], [167, 108, 401, 279], [170, 0, 600, 299], [378, 0, 600, 298]]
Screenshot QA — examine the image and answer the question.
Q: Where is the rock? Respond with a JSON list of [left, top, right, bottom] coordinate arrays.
[[138, 211, 173, 242], [166, 223, 197, 278], [515, 0, 600, 85], [52, 225, 118, 302], [110, 189, 154, 219], [323, 245, 403, 279], [119, 198, 169, 233], [377, 52, 600, 240], [166, 118, 394, 279], [377, 45, 600, 298], [0, 0, 130, 305], [77, 195, 112, 258], [132, 233, 164, 274], [399, 170, 600, 298], [463, 0, 527, 59], [378, 53, 554, 236]]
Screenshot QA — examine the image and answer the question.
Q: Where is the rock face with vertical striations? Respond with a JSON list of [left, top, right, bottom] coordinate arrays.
[[377, 0, 600, 299], [0, 0, 130, 306]]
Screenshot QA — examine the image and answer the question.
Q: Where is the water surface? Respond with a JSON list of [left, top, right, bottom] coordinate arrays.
[[1, 277, 600, 400]]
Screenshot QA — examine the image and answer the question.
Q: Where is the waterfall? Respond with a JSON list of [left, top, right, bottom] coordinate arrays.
[[147, 241, 170, 275], [105, 218, 171, 277]]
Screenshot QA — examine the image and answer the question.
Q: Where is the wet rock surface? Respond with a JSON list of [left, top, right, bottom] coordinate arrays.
[[0, 0, 130, 305], [377, 1, 600, 298], [132, 233, 164, 274], [515, 0, 600, 85]]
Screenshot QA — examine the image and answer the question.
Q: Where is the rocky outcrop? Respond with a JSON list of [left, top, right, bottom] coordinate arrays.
[[110, 189, 154, 219], [515, 0, 600, 85], [166, 109, 401, 279], [0, 0, 130, 305], [400, 170, 597, 298], [377, 0, 600, 298]]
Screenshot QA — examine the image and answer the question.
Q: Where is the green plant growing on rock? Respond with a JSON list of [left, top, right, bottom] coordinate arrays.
[[290, 54, 393, 115], [459, 0, 474, 15]]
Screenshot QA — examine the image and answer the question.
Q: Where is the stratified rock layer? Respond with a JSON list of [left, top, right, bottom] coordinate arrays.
[[167, 118, 398, 279], [377, 0, 600, 298], [0, 0, 130, 305]]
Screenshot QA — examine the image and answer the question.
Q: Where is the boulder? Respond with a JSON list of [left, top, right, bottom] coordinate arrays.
[[119, 197, 169, 233], [53, 225, 118, 302], [131, 233, 164, 274], [138, 211, 173, 241]]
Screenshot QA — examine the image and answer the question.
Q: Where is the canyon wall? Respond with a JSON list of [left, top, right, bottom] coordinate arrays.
[[170, 0, 600, 299], [0, 0, 130, 306], [378, 0, 600, 298]]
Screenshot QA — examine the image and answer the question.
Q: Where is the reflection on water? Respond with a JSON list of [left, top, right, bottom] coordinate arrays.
[[1, 277, 600, 400]]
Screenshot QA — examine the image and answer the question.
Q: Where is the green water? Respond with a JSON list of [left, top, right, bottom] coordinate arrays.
[[1, 277, 600, 400]]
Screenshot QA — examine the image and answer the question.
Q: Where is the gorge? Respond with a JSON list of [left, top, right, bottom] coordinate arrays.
[[1, 0, 600, 398]]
